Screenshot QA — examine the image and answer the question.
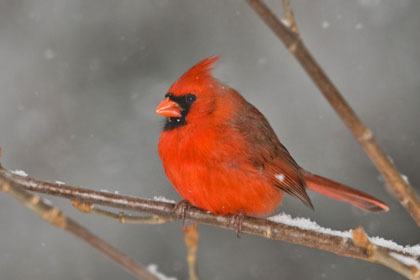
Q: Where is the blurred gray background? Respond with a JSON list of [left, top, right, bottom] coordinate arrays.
[[0, 0, 419, 279]]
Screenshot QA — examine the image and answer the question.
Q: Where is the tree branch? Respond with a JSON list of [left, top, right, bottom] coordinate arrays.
[[353, 227, 420, 280], [1, 165, 418, 276], [183, 224, 200, 280], [0, 173, 158, 280], [245, 0, 420, 227], [72, 201, 168, 224]]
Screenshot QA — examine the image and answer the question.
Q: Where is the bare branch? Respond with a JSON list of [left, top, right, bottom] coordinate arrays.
[[183, 224, 199, 280], [245, 0, 420, 227], [353, 227, 420, 280], [1, 165, 418, 278], [0, 175, 158, 280], [72, 201, 168, 224]]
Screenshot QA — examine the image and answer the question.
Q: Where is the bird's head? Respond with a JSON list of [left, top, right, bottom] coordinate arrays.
[[155, 57, 222, 130]]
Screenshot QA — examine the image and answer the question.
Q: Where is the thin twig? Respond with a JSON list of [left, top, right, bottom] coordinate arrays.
[[353, 227, 420, 280], [72, 201, 168, 224], [183, 224, 199, 280], [0, 177, 158, 280], [245, 0, 420, 227], [1, 166, 418, 272], [282, 0, 298, 33]]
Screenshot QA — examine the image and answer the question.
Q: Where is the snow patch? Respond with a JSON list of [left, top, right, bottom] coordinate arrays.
[[11, 170, 28, 177], [390, 252, 420, 270], [281, 18, 291, 28], [268, 212, 352, 238], [275, 174, 285, 182], [147, 264, 177, 280], [369, 236, 420, 256], [153, 196, 176, 204], [402, 174, 410, 184], [268, 213, 420, 256], [55, 181, 66, 185]]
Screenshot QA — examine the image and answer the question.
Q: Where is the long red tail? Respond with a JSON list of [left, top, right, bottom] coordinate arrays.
[[303, 171, 389, 212]]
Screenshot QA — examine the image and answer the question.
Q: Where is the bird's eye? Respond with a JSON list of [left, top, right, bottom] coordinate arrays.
[[186, 94, 197, 103]]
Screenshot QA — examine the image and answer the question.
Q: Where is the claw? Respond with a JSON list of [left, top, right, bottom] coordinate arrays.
[[229, 211, 246, 238], [174, 200, 192, 224]]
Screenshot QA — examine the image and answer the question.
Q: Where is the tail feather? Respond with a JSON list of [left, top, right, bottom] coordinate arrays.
[[304, 172, 389, 212]]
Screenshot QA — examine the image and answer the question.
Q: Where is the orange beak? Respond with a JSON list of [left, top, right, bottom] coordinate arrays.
[[155, 97, 182, 118]]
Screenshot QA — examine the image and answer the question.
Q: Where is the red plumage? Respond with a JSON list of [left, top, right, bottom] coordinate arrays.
[[156, 57, 389, 216]]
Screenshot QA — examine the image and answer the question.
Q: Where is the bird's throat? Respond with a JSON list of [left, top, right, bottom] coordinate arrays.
[[163, 117, 187, 130]]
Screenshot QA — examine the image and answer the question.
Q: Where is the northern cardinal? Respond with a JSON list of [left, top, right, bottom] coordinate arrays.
[[156, 57, 389, 217]]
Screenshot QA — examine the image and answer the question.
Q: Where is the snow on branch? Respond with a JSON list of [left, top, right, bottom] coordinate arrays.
[[0, 165, 419, 279]]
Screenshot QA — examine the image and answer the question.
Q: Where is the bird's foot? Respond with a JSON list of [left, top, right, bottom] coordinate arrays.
[[174, 200, 192, 224], [229, 211, 246, 238]]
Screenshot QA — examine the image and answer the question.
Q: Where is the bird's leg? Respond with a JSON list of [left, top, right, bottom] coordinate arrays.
[[229, 211, 246, 238], [174, 199, 192, 224]]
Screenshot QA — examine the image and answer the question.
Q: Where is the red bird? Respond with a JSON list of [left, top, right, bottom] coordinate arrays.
[[156, 57, 389, 218]]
